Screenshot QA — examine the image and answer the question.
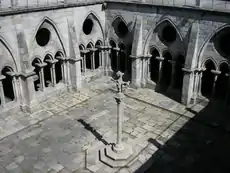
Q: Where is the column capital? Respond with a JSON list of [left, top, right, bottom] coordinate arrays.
[[45, 59, 59, 64], [80, 50, 90, 54], [0, 75, 6, 81], [211, 70, 221, 75], [35, 62, 47, 68], [88, 48, 98, 52], [113, 47, 120, 52], [156, 56, 164, 61], [55, 56, 65, 61], [168, 60, 176, 64], [129, 55, 144, 59], [20, 71, 36, 78], [182, 68, 195, 74]]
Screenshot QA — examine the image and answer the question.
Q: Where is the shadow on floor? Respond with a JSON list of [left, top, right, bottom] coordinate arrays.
[[78, 119, 115, 146], [134, 100, 230, 173]]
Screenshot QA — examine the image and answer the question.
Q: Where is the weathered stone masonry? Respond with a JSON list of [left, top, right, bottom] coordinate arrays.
[[0, 0, 230, 113]]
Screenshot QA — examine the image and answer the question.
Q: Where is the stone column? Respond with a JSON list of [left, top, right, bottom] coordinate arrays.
[[114, 47, 120, 71], [68, 57, 82, 91], [130, 55, 142, 88], [168, 60, 177, 90], [155, 56, 164, 91], [192, 68, 200, 104], [211, 70, 221, 98], [35, 62, 47, 91], [56, 56, 66, 83], [141, 55, 151, 87], [98, 46, 104, 68], [181, 68, 194, 106], [46, 59, 58, 87], [20, 71, 37, 112], [90, 48, 97, 71], [81, 50, 90, 73], [0, 75, 6, 107], [103, 46, 112, 76]]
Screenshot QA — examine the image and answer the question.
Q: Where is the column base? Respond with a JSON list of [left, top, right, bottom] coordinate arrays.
[[99, 144, 136, 168]]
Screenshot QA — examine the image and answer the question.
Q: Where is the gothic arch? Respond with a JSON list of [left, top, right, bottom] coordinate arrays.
[[201, 57, 218, 70], [198, 24, 230, 67], [143, 17, 183, 55], [32, 16, 67, 55], [83, 11, 105, 44], [0, 36, 18, 72], [149, 45, 161, 56], [111, 15, 130, 31]]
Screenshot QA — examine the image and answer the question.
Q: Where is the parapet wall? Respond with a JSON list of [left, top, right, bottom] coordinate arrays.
[[0, 0, 230, 14]]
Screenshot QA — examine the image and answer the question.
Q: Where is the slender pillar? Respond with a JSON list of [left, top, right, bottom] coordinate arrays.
[[211, 70, 221, 98], [90, 48, 97, 71], [168, 60, 177, 89], [46, 59, 58, 87], [5, 71, 19, 101], [155, 56, 164, 91], [0, 75, 6, 107], [112, 71, 130, 153], [99, 46, 104, 68], [81, 50, 89, 73], [198, 69, 204, 97], [56, 56, 66, 83], [114, 47, 120, 71], [35, 62, 47, 91]]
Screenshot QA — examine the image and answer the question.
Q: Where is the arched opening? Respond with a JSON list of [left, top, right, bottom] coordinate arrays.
[[112, 17, 129, 38], [215, 63, 229, 100], [95, 40, 102, 69], [43, 55, 52, 87], [161, 51, 172, 89], [110, 40, 117, 71], [86, 43, 93, 70], [54, 52, 63, 84], [36, 28, 51, 47], [79, 44, 85, 72], [213, 27, 230, 58], [162, 25, 177, 43], [119, 43, 126, 73], [83, 19, 94, 35], [175, 54, 185, 91], [1, 67, 14, 102], [201, 60, 216, 98], [150, 48, 160, 83], [32, 58, 42, 91]]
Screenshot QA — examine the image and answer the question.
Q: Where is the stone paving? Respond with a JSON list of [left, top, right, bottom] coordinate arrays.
[[0, 77, 229, 173]]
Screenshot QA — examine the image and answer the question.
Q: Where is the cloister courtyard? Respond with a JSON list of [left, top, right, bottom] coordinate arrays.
[[0, 76, 230, 173]]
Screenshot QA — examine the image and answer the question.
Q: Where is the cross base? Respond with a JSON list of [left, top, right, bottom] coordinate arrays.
[[99, 144, 136, 168]]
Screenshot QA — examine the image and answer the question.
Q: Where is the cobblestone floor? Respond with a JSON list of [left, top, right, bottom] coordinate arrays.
[[0, 77, 229, 173]]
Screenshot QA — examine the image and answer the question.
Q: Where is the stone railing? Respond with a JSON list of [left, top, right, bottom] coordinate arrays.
[[0, 0, 229, 14]]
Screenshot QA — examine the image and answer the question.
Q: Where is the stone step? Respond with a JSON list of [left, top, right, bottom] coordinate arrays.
[[99, 145, 138, 168]]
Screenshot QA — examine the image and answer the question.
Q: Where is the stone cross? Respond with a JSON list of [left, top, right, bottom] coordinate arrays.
[[111, 71, 130, 153]]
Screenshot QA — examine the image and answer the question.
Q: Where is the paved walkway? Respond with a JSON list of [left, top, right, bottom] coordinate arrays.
[[0, 77, 229, 173]]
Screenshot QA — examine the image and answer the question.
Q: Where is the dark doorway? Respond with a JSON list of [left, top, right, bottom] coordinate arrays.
[[110, 40, 117, 71], [150, 48, 160, 83], [1, 67, 14, 102], [43, 55, 52, 87], [161, 51, 172, 90], [32, 58, 42, 91], [55, 52, 63, 84], [175, 54, 185, 92], [95, 41, 102, 69], [119, 43, 126, 73], [201, 60, 215, 98], [214, 63, 229, 100], [86, 44, 93, 69]]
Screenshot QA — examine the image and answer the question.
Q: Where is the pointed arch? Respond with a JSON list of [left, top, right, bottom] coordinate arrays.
[[111, 15, 130, 31], [86, 42, 94, 49], [83, 11, 105, 44], [201, 57, 218, 70], [143, 17, 183, 55], [198, 24, 230, 67], [0, 36, 18, 72], [33, 16, 67, 56]]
